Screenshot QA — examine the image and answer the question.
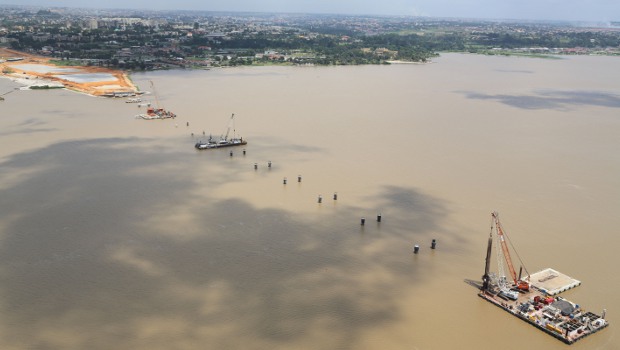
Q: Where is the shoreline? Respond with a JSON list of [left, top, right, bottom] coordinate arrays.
[[0, 48, 138, 97], [386, 60, 432, 64]]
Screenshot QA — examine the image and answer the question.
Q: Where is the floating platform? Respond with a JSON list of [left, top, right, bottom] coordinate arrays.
[[478, 213, 608, 344], [529, 268, 581, 296], [479, 285, 608, 344], [195, 139, 246, 149]]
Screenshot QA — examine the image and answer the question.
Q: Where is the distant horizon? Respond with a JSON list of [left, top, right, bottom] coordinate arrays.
[[0, 0, 619, 23]]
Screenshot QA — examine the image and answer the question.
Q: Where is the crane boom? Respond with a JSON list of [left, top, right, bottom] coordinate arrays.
[[482, 229, 493, 291], [493, 212, 517, 284], [223, 113, 235, 140], [150, 80, 162, 110], [492, 212, 529, 291]]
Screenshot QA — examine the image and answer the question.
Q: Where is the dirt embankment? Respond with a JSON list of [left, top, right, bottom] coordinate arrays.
[[0, 48, 137, 96]]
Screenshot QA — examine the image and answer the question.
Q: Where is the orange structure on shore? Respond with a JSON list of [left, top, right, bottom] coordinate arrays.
[[0, 48, 138, 97]]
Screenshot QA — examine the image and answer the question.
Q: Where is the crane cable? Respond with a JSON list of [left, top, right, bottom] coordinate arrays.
[[501, 219, 531, 279]]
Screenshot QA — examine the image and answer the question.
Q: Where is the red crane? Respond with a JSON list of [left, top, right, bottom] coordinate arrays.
[[492, 212, 530, 291]]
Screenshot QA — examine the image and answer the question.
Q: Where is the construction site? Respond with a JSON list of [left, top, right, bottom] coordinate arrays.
[[479, 212, 609, 344], [0, 48, 137, 97]]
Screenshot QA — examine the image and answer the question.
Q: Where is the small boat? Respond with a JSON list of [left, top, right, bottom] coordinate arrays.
[[195, 113, 247, 149], [126, 97, 142, 103]]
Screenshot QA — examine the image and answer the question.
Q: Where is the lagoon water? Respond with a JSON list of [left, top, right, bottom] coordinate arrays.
[[1, 54, 619, 349], [10, 64, 80, 73], [52, 73, 117, 83]]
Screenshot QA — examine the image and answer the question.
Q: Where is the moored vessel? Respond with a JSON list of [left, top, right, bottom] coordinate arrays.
[[135, 80, 177, 120], [195, 113, 247, 149], [136, 107, 176, 120], [478, 212, 608, 344]]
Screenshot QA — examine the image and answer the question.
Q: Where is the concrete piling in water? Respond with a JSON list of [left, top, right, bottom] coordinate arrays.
[[318, 195, 322, 204], [268, 161, 272, 168], [283, 177, 287, 185], [243, 149, 246, 155], [361, 217, 366, 226], [333, 192, 338, 200], [254, 163, 258, 170], [413, 245, 420, 254], [297, 175, 302, 182], [377, 213, 382, 222], [230, 150, 233, 157], [431, 239, 436, 249]]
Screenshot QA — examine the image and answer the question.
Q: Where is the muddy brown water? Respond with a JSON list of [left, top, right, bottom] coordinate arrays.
[[1, 53, 619, 349]]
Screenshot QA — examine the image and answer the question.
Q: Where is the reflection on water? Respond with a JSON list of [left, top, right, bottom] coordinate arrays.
[[0, 54, 619, 350]]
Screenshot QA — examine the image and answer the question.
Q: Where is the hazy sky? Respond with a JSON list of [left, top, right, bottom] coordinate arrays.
[[2, 0, 619, 22]]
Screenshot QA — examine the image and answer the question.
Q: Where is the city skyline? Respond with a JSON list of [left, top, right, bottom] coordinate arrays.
[[1, 0, 619, 23]]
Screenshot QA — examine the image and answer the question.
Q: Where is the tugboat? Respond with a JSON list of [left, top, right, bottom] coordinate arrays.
[[195, 113, 247, 149]]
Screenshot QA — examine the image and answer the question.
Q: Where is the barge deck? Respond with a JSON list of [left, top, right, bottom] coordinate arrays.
[[478, 285, 608, 344], [479, 212, 609, 344]]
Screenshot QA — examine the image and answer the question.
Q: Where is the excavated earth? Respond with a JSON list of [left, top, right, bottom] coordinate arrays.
[[0, 48, 137, 96]]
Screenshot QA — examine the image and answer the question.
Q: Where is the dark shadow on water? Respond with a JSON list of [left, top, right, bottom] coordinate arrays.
[[0, 138, 456, 349], [464, 278, 483, 290], [361, 186, 468, 251], [458, 90, 620, 110], [0, 118, 57, 136]]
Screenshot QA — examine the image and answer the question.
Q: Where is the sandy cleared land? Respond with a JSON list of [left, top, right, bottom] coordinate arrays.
[[0, 48, 137, 96]]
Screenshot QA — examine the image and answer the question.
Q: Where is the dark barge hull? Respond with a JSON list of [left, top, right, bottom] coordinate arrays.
[[478, 291, 608, 344], [195, 141, 247, 150]]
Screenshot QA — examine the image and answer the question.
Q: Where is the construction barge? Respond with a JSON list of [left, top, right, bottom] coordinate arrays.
[[479, 212, 609, 344], [135, 80, 177, 120], [195, 113, 247, 150]]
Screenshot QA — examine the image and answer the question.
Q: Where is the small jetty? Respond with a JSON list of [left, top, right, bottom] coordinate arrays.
[[478, 212, 608, 344]]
